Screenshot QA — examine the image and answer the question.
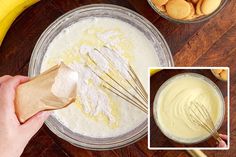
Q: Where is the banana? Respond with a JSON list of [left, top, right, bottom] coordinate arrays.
[[0, 0, 39, 46], [0, 0, 27, 21], [150, 69, 162, 76]]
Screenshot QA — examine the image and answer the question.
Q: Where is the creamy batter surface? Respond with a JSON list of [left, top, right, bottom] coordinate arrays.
[[41, 17, 159, 138], [156, 74, 224, 143]]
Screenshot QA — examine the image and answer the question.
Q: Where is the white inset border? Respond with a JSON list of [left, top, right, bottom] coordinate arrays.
[[147, 67, 230, 150]]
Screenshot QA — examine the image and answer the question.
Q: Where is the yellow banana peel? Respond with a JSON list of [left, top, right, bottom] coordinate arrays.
[[0, 0, 39, 46], [0, 0, 27, 21], [150, 69, 162, 76]]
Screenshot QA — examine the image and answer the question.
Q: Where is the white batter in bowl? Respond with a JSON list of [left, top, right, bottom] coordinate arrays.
[[29, 4, 173, 149], [153, 73, 225, 144], [41, 17, 158, 138]]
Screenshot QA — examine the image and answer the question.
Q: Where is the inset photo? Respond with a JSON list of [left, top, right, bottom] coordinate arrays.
[[148, 68, 230, 150]]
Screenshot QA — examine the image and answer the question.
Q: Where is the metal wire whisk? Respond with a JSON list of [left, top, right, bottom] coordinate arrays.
[[186, 101, 222, 142], [83, 46, 148, 113]]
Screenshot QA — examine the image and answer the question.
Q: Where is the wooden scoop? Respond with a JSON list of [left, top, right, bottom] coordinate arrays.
[[15, 63, 78, 123]]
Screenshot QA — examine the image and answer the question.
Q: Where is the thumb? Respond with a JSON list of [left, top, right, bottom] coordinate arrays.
[[218, 140, 227, 148], [21, 111, 51, 138]]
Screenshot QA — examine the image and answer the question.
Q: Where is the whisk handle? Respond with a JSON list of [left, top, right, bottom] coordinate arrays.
[[213, 132, 223, 143]]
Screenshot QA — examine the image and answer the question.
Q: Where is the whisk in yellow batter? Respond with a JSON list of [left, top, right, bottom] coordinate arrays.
[[154, 73, 224, 143]]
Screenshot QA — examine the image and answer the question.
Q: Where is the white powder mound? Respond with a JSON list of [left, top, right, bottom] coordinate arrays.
[[41, 17, 159, 138], [100, 47, 130, 79], [69, 62, 115, 124], [88, 49, 109, 73]]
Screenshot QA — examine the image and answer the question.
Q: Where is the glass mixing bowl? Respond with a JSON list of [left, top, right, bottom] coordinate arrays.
[[29, 4, 174, 150], [147, 0, 228, 24], [153, 73, 225, 145]]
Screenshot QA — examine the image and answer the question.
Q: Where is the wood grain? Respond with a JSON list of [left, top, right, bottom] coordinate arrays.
[[0, 0, 235, 156]]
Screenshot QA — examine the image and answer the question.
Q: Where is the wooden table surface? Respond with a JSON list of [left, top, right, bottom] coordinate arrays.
[[150, 69, 228, 148], [0, 0, 235, 156]]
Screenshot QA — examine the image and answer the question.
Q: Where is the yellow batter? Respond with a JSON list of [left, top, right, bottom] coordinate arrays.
[[155, 73, 224, 143]]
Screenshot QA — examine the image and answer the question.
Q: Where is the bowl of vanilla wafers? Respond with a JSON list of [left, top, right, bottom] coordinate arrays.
[[148, 0, 228, 23]]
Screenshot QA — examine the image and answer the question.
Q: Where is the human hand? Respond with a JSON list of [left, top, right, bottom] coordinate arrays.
[[218, 134, 228, 148], [0, 75, 51, 157]]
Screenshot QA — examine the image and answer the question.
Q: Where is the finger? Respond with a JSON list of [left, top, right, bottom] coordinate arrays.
[[21, 111, 51, 138], [0, 76, 29, 109], [218, 140, 227, 148], [0, 75, 29, 96], [4, 75, 29, 90], [219, 134, 228, 141], [0, 75, 12, 83]]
